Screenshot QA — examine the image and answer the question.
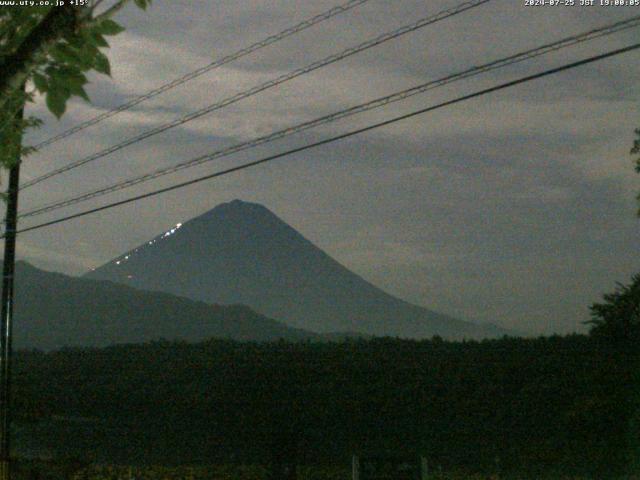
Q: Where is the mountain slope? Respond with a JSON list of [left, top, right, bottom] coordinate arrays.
[[14, 262, 317, 350], [86, 200, 509, 339]]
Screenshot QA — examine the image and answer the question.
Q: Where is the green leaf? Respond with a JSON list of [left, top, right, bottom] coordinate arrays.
[[46, 66, 89, 106], [66, 33, 85, 50], [63, 75, 89, 103], [93, 51, 111, 76], [69, 84, 90, 103], [97, 19, 125, 36], [91, 31, 109, 48], [78, 43, 101, 69], [55, 66, 87, 84], [32, 72, 48, 93], [76, 27, 110, 51], [50, 43, 82, 65], [69, 71, 88, 86], [45, 89, 69, 119], [134, 0, 148, 10], [56, 68, 90, 102]]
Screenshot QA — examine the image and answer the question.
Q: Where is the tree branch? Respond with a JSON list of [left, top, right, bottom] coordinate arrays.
[[94, 0, 130, 21], [91, 0, 108, 14], [0, 5, 78, 112]]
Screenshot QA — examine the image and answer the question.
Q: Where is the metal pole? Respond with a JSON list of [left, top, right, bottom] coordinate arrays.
[[352, 455, 359, 480], [420, 456, 429, 480], [0, 106, 23, 480]]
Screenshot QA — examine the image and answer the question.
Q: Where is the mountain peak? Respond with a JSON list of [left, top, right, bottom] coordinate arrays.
[[86, 201, 511, 339], [217, 199, 269, 212], [226, 199, 254, 207], [192, 199, 279, 225], [218, 199, 259, 210]]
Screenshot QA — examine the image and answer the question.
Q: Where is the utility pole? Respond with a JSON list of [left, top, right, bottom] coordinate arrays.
[[0, 104, 23, 480]]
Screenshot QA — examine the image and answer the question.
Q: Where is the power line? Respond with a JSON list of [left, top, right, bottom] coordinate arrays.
[[30, 0, 374, 151], [12, 42, 640, 238], [21, 0, 492, 190], [19, 16, 640, 220]]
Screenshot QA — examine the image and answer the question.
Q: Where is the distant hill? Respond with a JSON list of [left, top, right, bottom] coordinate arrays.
[[14, 262, 317, 350], [86, 200, 510, 339]]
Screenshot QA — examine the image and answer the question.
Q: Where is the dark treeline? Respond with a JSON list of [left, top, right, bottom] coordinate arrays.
[[10, 333, 640, 478]]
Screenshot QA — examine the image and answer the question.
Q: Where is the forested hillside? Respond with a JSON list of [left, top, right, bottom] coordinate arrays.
[[14, 262, 318, 349], [12, 334, 639, 478]]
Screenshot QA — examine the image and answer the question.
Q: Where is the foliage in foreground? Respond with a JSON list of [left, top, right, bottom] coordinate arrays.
[[9, 332, 640, 479], [588, 273, 640, 342], [0, 0, 152, 169], [9, 460, 640, 480]]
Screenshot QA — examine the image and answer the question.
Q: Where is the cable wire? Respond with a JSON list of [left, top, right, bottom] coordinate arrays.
[[21, 0, 492, 190], [19, 15, 640, 219], [12, 42, 640, 238], [30, 0, 374, 150]]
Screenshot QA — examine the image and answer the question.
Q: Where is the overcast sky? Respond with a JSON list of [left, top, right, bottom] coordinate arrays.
[[16, 0, 640, 335]]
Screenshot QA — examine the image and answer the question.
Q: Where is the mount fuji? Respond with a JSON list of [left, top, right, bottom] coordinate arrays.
[[86, 200, 509, 339]]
